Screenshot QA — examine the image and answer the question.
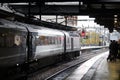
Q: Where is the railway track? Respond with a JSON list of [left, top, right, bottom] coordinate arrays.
[[27, 48, 108, 80]]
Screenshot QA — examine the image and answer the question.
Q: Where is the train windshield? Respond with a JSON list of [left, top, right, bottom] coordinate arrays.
[[0, 28, 25, 48]]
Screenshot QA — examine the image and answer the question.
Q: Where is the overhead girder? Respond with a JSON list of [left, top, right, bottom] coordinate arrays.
[[95, 17, 114, 21], [95, 18, 114, 25], [1, 0, 120, 3], [10, 5, 120, 15], [9, 3, 120, 32], [95, 21, 114, 32], [90, 14, 115, 19], [2, 0, 120, 32]]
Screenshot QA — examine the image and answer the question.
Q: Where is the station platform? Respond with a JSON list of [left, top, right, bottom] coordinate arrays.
[[65, 51, 120, 80]]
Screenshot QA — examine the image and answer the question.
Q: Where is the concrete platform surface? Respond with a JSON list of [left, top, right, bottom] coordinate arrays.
[[65, 51, 120, 80]]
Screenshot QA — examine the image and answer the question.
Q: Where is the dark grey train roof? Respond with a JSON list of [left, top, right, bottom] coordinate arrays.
[[0, 18, 76, 36], [0, 19, 27, 31], [9, 19, 65, 36]]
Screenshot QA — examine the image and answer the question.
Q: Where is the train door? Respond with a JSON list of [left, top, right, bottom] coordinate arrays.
[[71, 38, 74, 50], [27, 32, 37, 61]]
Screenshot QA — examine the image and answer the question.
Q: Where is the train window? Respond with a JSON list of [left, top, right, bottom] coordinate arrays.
[[47, 36, 49, 44], [35, 36, 39, 45], [56, 37, 58, 44], [54, 37, 56, 44], [14, 35, 21, 46], [59, 37, 62, 44], [21, 35, 27, 48], [39, 36, 44, 45], [0, 32, 22, 48], [57, 37, 60, 44], [9, 34, 15, 47], [44, 37, 48, 45], [55, 37, 57, 44], [51, 37, 54, 44], [35, 35, 60, 46], [49, 37, 52, 44], [0, 34, 5, 47], [35, 35, 50, 46]]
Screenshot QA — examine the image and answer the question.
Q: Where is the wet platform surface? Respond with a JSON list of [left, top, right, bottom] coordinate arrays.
[[65, 51, 120, 80], [92, 55, 120, 80]]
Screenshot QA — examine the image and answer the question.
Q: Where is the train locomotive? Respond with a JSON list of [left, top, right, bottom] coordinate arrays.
[[0, 18, 81, 78]]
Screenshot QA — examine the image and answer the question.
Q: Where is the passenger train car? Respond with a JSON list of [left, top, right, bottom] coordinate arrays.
[[0, 18, 81, 77]]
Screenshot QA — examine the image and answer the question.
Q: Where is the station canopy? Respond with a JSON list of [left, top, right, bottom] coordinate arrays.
[[1, 0, 120, 32]]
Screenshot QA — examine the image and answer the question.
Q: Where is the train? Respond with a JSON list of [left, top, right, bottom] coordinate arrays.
[[0, 18, 81, 78]]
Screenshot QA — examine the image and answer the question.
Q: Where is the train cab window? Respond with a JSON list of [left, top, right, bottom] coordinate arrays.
[[14, 35, 21, 47], [0, 33, 14, 47], [0, 34, 5, 47], [0, 32, 22, 48]]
